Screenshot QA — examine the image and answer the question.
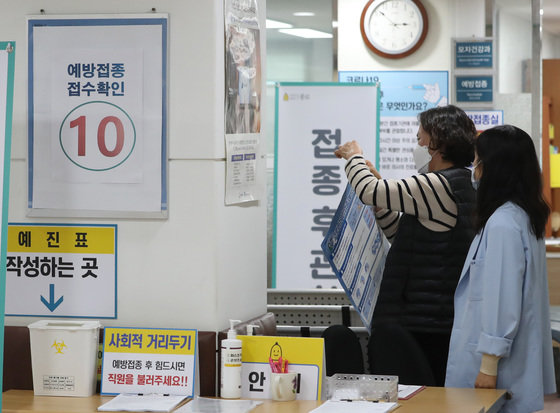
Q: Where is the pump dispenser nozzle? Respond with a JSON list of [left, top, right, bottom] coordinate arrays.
[[227, 319, 242, 339], [246, 324, 259, 336]]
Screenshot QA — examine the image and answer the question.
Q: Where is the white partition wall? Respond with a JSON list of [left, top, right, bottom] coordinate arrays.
[[0, 0, 267, 331]]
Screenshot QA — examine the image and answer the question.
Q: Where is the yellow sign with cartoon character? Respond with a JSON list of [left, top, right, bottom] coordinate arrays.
[[239, 335, 324, 400]]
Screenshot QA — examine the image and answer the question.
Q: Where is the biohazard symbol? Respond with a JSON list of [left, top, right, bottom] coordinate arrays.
[[51, 340, 67, 354]]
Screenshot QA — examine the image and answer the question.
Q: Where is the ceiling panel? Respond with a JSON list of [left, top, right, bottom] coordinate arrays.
[[267, 0, 333, 33]]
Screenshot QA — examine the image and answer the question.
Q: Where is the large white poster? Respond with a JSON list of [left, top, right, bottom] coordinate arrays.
[[273, 83, 379, 289], [27, 15, 168, 217]]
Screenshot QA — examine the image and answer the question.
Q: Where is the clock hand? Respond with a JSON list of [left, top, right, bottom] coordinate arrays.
[[378, 11, 397, 27]]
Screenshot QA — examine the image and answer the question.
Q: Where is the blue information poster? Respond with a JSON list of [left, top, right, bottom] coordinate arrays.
[[321, 184, 388, 333], [339, 71, 448, 180]]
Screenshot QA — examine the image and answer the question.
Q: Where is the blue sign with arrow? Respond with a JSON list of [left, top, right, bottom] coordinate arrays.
[[4, 223, 117, 319]]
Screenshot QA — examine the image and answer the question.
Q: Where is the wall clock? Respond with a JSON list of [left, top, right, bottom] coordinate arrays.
[[360, 0, 429, 59]]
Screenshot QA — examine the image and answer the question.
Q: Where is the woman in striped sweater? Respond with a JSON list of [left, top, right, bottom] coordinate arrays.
[[334, 105, 477, 386]]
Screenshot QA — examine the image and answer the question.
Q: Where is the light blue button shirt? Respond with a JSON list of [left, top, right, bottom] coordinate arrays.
[[445, 202, 556, 413]]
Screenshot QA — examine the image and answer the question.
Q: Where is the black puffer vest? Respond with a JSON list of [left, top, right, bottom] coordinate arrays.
[[372, 167, 476, 334]]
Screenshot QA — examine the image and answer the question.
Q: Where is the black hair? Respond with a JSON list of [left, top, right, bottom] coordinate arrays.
[[418, 105, 476, 167], [474, 125, 550, 238]]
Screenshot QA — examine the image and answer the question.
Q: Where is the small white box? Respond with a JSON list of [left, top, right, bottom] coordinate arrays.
[[28, 320, 101, 397]]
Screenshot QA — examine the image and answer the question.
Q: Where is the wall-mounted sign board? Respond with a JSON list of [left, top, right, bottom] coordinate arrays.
[[5, 223, 117, 319], [27, 15, 168, 218], [455, 75, 493, 103], [455, 40, 493, 68]]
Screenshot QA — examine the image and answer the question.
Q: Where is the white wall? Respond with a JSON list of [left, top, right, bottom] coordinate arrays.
[[452, 0, 485, 38], [543, 30, 560, 59], [0, 0, 267, 331], [497, 9, 532, 94], [267, 38, 333, 82]]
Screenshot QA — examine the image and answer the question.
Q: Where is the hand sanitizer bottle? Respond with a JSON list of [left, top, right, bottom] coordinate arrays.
[[220, 319, 242, 398]]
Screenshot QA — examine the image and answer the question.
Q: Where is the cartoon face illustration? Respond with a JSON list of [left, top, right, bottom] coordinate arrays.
[[269, 342, 283, 361]]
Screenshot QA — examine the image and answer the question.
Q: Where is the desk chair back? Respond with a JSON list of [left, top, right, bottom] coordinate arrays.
[[321, 325, 365, 376], [368, 323, 436, 386]]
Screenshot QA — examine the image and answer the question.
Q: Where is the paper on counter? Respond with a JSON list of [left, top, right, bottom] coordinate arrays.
[[397, 384, 425, 400], [174, 397, 262, 413], [309, 400, 399, 413], [97, 393, 188, 412]]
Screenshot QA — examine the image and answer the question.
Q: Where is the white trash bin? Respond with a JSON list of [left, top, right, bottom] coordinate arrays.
[[28, 320, 101, 397]]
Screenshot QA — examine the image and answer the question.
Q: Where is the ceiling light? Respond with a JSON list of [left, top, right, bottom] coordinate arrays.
[[293, 12, 315, 17], [266, 19, 293, 29], [278, 28, 333, 39]]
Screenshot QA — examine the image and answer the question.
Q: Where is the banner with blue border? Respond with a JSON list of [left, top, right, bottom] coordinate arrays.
[[101, 327, 197, 396], [27, 15, 168, 218], [5, 223, 117, 319], [0, 40, 15, 406]]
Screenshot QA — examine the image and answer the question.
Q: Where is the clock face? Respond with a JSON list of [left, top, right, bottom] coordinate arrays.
[[361, 0, 428, 59]]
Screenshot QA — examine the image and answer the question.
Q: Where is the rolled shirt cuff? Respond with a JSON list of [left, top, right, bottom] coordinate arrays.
[[480, 353, 501, 376], [477, 332, 513, 358]]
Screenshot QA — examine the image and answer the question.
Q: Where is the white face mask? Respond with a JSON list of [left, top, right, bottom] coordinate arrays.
[[413, 144, 432, 174]]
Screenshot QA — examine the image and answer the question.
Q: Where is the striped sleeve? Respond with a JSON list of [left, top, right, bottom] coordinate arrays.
[[345, 155, 458, 232], [375, 208, 400, 241]]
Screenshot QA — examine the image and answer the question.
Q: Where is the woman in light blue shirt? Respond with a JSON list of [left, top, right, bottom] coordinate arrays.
[[445, 125, 556, 412]]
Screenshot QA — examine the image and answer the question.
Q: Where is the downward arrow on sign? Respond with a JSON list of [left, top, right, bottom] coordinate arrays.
[[41, 284, 64, 312]]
